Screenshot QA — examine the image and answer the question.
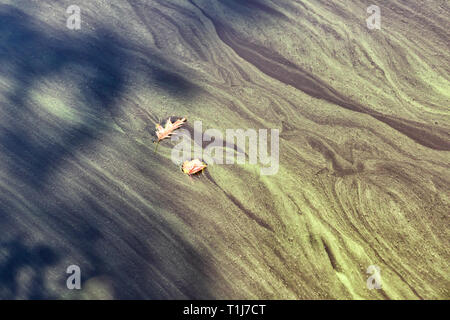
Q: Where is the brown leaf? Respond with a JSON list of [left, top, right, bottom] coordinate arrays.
[[182, 159, 207, 175], [155, 117, 186, 142]]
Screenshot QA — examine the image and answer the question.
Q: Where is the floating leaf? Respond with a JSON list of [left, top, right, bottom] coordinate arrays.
[[155, 117, 186, 143], [182, 159, 207, 175]]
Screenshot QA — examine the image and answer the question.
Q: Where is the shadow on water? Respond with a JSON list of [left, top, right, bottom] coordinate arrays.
[[0, 6, 126, 187], [0, 6, 201, 187], [0, 237, 60, 299], [0, 5, 212, 299]]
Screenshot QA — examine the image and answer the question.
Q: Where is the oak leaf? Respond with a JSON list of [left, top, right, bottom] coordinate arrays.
[[155, 117, 186, 142]]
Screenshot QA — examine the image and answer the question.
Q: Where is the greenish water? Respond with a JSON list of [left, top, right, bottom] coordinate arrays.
[[0, 0, 448, 299]]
